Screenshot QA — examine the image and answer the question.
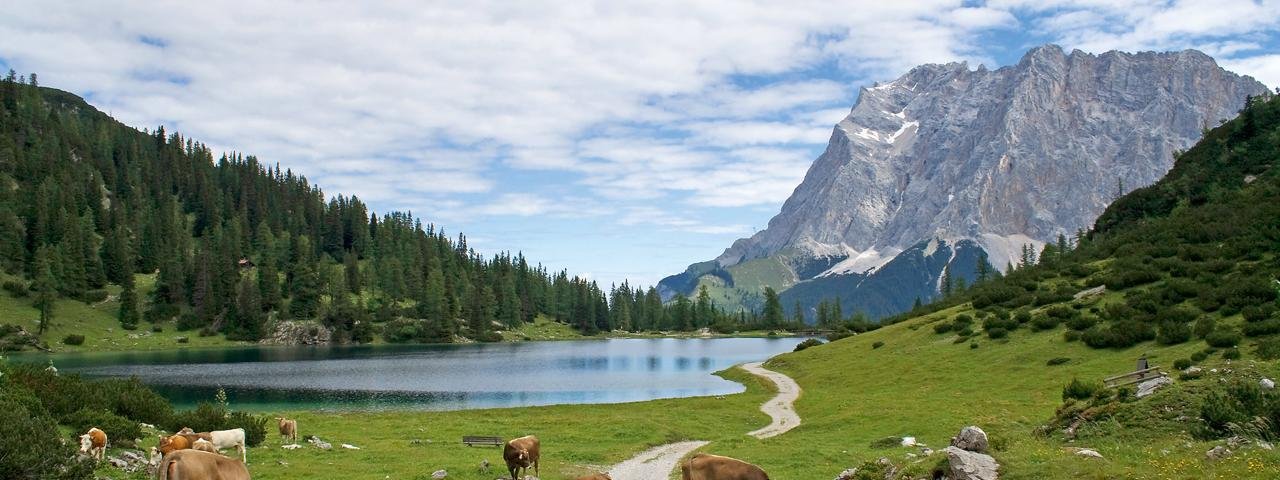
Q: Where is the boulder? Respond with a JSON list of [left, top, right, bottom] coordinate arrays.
[[431, 469, 447, 479], [1183, 366, 1202, 375], [951, 426, 989, 453], [1135, 376, 1173, 398], [1075, 449, 1104, 459], [341, 443, 360, 450], [900, 436, 917, 447], [834, 468, 857, 480], [1262, 378, 1275, 390], [1206, 446, 1231, 460], [945, 446, 999, 480]]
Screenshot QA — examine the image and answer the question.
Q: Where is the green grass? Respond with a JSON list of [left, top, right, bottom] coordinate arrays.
[[1, 273, 253, 352]]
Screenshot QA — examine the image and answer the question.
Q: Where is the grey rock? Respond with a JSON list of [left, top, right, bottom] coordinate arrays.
[[431, 469, 447, 479], [1206, 446, 1231, 460], [1262, 378, 1275, 389], [945, 446, 1000, 480], [1136, 376, 1173, 398], [834, 468, 858, 480], [951, 426, 990, 453], [660, 45, 1268, 319], [262, 320, 333, 346], [109, 457, 128, 468], [1183, 366, 1202, 375], [1075, 449, 1104, 459]]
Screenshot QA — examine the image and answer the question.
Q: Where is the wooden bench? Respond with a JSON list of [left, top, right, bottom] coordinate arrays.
[[1103, 366, 1165, 388], [462, 436, 503, 447]]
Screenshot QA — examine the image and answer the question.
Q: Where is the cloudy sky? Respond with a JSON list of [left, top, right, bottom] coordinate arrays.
[[2, 1, 1277, 288]]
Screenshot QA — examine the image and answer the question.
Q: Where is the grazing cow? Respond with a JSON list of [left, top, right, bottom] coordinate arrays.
[[681, 454, 769, 480], [276, 417, 298, 443], [575, 474, 612, 480], [158, 434, 193, 455], [174, 428, 247, 462], [192, 438, 219, 454], [158, 449, 250, 480], [78, 427, 107, 461], [503, 435, 540, 480]]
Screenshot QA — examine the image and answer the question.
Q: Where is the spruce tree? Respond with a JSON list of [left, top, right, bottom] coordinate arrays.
[[343, 251, 361, 295], [32, 245, 57, 335], [762, 287, 784, 329], [117, 270, 140, 329]]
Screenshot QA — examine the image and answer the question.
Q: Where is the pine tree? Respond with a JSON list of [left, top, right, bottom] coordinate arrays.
[[762, 287, 784, 329], [832, 298, 843, 324], [0, 205, 26, 273], [117, 270, 140, 329], [792, 300, 804, 326], [975, 253, 991, 283], [343, 251, 361, 295], [232, 274, 264, 340], [32, 245, 57, 335], [101, 224, 133, 285], [257, 253, 281, 312], [941, 263, 954, 297], [695, 285, 713, 328]]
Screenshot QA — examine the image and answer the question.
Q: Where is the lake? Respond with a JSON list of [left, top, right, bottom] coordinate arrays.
[[18, 337, 805, 411]]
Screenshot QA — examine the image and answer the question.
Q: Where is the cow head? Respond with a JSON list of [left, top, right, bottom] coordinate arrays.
[[78, 434, 92, 453], [516, 448, 529, 464]]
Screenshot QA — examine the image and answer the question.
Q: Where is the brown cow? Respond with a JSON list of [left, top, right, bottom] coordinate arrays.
[[78, 427, 107, 461], [158, 449, 250, 480], [276, 417, 298, 443], [503, 435, 540, 480], [158, 434, 193, 455], [192, 438, 219, 454], [681, 454, 769, 480], [574, 474, 611, 480]]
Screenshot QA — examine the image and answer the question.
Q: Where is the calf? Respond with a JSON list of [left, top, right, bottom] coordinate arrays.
[[158, 449, 250, 480], [276, 417, 298, 443], [192, 438, 220, 454], [681, 453, 769, 480], [78, 427, 107, 461], [503, 435, 541, 480], [158, 434, 192, 455]]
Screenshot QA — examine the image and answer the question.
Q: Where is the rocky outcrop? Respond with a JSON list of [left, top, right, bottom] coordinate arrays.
[[261, 321, 333, 345], [1135, 376, 1173, 398], [950, 426, 990, 453], [945, 447, 1000, 480], [661, 45, 1269, 320]]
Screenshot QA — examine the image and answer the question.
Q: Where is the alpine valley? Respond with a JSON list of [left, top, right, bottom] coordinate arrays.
[[659, 45, 1269, 320]]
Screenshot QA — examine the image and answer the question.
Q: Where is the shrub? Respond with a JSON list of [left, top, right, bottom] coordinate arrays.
[[81, 289, 109, 303], [957, 327, 974, 337], [953, 314, 974, 325], [1205, 328, 1242, 348], [61, 334, 85, 346], [1191, 351, 1208, 362], [1242, 319, 1280, 337], [64, 408, 142, 448], [1173, 358, 1192, 370], [1194, 316, 1217, 338], [1046, 357, 1070, 366], [1030, 315, 1060, 331], [952, 336, 969, 344], [970, 342, 979, 349], [793, 338, 824, 352], [869, 436, 903, 448], [1062, 378, 1103, 401], [932, 322, 954, 334], [151, 323, 164, 332], [1241, 306, 1270, 323], [1249, 333, 1280, 359], [1045, 305, 1076, 319], [986, 327, 1009, 339], [1063, 330, 1081, 342], [1222, 347, 1241, 360], [1156, 321, 1192, 345], [1197, 381, 1279, 440], [0, 388, 94, 479], [168, 402, 268, 447], [871, 341, 885, 349], [1, 280, 29, 297], [1066, 315, 1098, 331], [983, 316, 1018, 332], [176, 336, 189, 344], [1014, 310, 1032, 324]]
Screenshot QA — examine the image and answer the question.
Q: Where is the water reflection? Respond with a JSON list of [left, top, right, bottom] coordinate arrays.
[[15, 337, 805, 411]]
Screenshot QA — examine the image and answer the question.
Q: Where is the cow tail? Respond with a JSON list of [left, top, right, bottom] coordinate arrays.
[[680, 461, 692, 480], [162, 459, 178, 480]]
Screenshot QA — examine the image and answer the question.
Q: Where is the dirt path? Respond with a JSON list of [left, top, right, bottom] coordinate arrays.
[[606, 440, 709, 480], [741, 361, 802, 439], [602, 361, 803, 478]]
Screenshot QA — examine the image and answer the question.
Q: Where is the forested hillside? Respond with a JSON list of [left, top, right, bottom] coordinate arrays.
[[0, 73, 775, 348]]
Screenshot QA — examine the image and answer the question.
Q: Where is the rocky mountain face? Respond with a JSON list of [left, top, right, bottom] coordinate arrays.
[[661, 45, 1269, 320]]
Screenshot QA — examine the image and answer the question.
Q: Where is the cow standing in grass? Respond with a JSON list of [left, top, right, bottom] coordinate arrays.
[[503, 435, 540, 480], [78, 427, 107, 461], [158, 449, 250, 480], [173, 427, 247, 462], [276, 417, 298, 444], [681, 454, 769, 480]]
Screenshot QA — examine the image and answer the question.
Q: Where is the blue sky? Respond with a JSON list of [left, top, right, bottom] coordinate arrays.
[[2, 1, 1277, 288]]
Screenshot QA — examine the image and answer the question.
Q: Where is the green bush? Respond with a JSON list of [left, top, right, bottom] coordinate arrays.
[[868, 436, 903, 448], [1205, 328, 1242, 348], [1156, 320, 1192, 345], [1194, 316, 1217, 338], [1242, 319, 1280, 337], [793, 338, 824, 351], [168, 402, 269, 447], [986, 327, 1009, 339], [1197, 380, 1279, 440], [1173, 358, 1192, 370], [970, 342, 979, 349], [0, 388, 93, 479], [1014, 310, 1032, 324], [81, 289, 109, 303], [1, 280, 29, 297], [1030, 315, 1060, 331], [1222, 347, 1241, 360], [1062, 378, 1103, 401], [1256, 337, 1280, 360], [1063, 330, 1082, 342], [61, 334, 85, 346], [1066, 315, 1098, 331], [932, 322, 954, 334], [871, 341, 885, 349], [1045, 305, 1076, 319], [1191, 351, 1209, 362], [64, 407, 142, 448], [953, 314, 973, 325], [1046, 357, 1070, 366]]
